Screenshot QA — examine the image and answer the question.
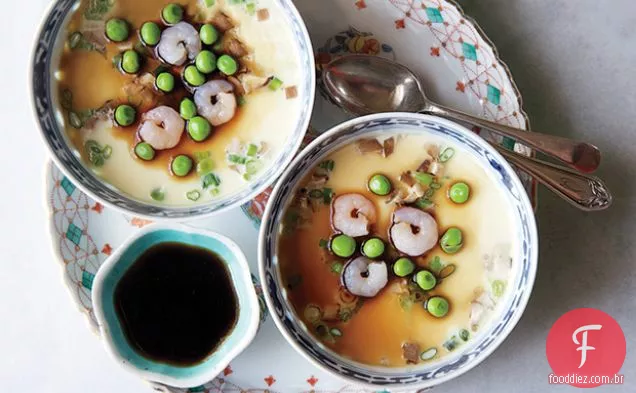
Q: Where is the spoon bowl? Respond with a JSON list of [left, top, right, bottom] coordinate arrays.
[[323, 55, 426, 114]]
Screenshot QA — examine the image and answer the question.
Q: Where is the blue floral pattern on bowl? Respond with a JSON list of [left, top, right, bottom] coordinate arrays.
[[259, 113, 538, 390]]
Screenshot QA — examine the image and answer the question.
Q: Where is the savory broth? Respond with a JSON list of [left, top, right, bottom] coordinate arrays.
[[56, 0, 302, 205], [278, 133, 516, 367]]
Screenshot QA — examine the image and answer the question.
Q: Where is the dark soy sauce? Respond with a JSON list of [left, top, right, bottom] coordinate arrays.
[[114, 242, 238, 366]]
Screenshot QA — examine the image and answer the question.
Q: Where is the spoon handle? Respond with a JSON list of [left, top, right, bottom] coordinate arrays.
[[494, 145, 612, 211], [425, 104, 601, 173]]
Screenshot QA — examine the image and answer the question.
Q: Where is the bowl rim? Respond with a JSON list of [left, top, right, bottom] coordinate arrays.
[[258, 112, 538, 389], [30, 0, 316, 222], [91, 223, 260, 388]]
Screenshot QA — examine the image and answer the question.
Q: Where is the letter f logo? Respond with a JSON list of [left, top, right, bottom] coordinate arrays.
[[572, 324, 602, 368]]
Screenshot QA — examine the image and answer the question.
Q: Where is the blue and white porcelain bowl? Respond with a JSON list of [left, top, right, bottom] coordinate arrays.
[[258, 113, 538, 390], [30, 0, 315, 220], [92, 223, 260, 388]]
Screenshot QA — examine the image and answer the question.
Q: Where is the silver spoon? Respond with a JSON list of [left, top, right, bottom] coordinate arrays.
[[322, 55, 612, 211], [323, 54, 601, 173]]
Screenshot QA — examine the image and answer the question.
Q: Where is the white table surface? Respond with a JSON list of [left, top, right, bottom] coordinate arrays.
[[1, 0, 634, 392]]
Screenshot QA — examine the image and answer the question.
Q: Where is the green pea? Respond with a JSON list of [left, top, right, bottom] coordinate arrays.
[[121, 50, 141, 74], [362, 238, 385, 258], [140, 22, 161, 46], [114, 104, 136, 126], [330, 234, 356, 258], [368, 174, 392, 196], [134, 142, 155, 161], [162, 3, 183, 25], [426, 296, 449, 318], [188, 116, 212, 142], [440, 227, 463, 254], [199, 24, 219, 45], [415, 270, 437, 290], [195, 50, 217, 74], [179, 97, 197, 119], [171, 155, 193, 177], [105, 18, 129, 42], [393, 257, 415, 277], [217, 54, 238, 75], [184, 65, 206, 86], [449, 182, 470, 204], [156, 72, 175, 92]]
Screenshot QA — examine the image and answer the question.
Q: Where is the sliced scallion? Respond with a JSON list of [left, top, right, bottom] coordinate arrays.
[[186, 190, 201, 201], [102, 145, 112, 159], [439, 147, 455, 162], [246, 143, 259, 157], [415, 197, 433, 209], [150, 188, 165, 201], [413, 171, 434, 186], [228, 154, 247, 165], [193, 150, 211, 162], [330, 328, 342, 337], [202, 172, 221, 189], [323, 188, 333, 204], [330, 261, 343, 274], [420, 347, 438, 361], [268, 77, 283, 91], [196, 158, 214, 176], [439, 264, 456, 279]]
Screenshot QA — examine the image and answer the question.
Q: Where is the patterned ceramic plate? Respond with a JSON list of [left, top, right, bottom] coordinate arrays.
[[46, 0, 535, 392], [241, 0, 536, 225]]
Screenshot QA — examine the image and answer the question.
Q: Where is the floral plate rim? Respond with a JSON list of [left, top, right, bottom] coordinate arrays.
[[43, 0, 535, 391]]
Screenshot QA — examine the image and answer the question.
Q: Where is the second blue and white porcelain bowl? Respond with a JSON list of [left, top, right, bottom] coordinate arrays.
[[258, 112, 538, 390]]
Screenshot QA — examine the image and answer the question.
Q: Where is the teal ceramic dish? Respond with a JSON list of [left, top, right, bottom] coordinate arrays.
[[92, 224, 259, 388]]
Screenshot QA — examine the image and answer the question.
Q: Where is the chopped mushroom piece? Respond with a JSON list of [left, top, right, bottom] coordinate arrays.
[[79, 19, 108, 48], [402, 342, 420, 364], [428, 161, 443, 176], [322, 304, 340, 322], [383, 137, 395, 157], [402, 183, 425, 203], [224, 37, 248, 58], [417, 159, 432, 173], [427, 144, 440, 159], [356, 138, 383, 155], [226, 76, 246, 96], [399, 171, 416, 187], [123, 73, 161, 107], [84, 100, 116, 129], [355, 137, 396, 157], [211, 12, 234, 32], [237, 73, 270, 94], [470, 289, 496, 329], [257, 8, 270, 21], [285, 86, 298, 99], [307, 173, 329, 188], [385, 189, 406, 205]]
